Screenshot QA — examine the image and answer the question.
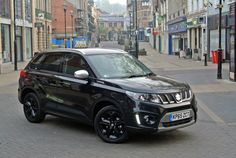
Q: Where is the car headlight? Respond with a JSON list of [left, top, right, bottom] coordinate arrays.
[[126, 91, 161, 104]]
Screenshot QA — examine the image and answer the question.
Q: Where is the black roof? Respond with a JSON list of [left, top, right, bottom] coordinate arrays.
[[44, 48, 127, 55]]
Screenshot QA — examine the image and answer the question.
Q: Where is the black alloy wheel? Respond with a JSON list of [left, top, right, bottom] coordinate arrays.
[[94, 106, 128, 143], [23, 93, 45, 123]]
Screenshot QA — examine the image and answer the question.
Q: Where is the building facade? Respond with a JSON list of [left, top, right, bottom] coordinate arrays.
[[207, 0, 230, 61], [51, 0, 76, 48], [35, 0, 52, 52], [68, 0, 89, 37], [168, 0, 188, 55], [156, 0, 169, 54], [127, 0, 152, 41], [87, 0, 96, 45], [98, 15, 126, 41], [67, 0, 96, 46], [186, 0, 207, 60], [137, 0, 152, 29], [0, 0, 35, 73], [228, 0, 236, 81]]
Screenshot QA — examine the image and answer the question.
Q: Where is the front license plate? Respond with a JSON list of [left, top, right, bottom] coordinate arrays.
[[170, 110, 191, 122]]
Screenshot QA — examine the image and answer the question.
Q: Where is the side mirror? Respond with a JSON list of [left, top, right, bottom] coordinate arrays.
[[74, 70, 89, 79]]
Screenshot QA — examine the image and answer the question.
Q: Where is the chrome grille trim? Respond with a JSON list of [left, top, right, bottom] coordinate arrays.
[[157, 95, 168, 104], [157, 89, 191, 105]]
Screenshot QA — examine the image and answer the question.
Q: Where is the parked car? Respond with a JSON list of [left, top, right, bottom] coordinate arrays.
[[18, 48, 197, 143]]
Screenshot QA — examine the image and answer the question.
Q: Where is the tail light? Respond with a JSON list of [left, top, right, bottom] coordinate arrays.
[[20, 70, 28, 78]]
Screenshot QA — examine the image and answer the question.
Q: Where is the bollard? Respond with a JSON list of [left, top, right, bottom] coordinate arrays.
[[204, 53, 208, 66]]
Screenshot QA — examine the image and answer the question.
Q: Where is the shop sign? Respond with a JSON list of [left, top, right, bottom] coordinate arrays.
[[73, 37, 88, 48], [168, 21, 187, 34], [35, 22, 43, 28], [38, 13, 45, 20]]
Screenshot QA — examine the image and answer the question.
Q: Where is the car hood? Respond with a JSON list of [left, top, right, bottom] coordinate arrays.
[[104, 75, 188, 93]]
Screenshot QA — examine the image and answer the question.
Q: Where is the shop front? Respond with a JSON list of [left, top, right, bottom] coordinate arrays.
[[208, 14, 229, 61], [168, 17, 187, 55], [187, 16, 206, 60], [229, 2, 236, 81]]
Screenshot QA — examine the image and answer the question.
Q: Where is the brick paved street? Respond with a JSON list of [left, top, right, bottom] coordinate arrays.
[[0, 41, 236, 158]]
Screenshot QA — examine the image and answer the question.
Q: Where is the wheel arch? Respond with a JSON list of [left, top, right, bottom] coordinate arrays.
[[92, 98, 123, 121], [20, 87, 38, 103]]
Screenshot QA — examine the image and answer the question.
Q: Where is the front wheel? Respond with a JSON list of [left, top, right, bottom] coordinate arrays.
[[94, 106, 128, 143], [23, 93, 45, 123]]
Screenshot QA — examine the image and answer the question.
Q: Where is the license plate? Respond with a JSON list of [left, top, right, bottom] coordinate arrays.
[[170, 110, 191, 122]]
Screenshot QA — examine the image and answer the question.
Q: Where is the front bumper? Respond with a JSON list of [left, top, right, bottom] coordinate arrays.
[[125, 97, 197, 134], [158, 108, 196, 132]]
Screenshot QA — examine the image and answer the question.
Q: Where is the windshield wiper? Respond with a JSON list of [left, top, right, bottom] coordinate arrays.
[[127, 75, 145, 78], [145, 72, 155, 76], [124, 72, 155, 78]]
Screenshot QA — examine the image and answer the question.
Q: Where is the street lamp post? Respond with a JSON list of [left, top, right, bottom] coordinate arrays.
[[71, 11, 74, 38], [129, 11, 132, 49], [135, 0, 139, 59], [13, 0, 17, 71], [63, 1, 68, 48], [71, 10, 74, 48], [153, 12, 156, 50], [217, 0, 223, 79], [45, 0, 47, 49]]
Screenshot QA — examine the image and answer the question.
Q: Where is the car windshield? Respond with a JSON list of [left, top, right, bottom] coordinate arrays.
[[87, 53, 153, 79]]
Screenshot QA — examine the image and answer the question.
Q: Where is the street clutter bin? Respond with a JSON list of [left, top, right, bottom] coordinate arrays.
[[211, 50, 223, 64], [211, 50, 216, 64]]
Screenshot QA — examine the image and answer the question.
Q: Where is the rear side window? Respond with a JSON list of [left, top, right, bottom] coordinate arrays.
[[29, 54, 45, 70], [40, 53, 64, 72]]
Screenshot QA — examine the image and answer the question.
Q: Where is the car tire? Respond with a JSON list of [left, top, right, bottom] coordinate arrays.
[[23, 93, 45, 123], [94, 106, 128, 143]]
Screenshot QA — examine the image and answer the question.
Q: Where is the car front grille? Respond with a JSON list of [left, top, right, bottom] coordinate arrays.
[[158, 89, 191, 105]]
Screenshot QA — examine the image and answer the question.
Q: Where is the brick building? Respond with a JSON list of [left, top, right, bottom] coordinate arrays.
[[52, 0, 76, 41]]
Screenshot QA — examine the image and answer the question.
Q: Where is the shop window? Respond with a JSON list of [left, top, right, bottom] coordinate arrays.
[[0, 0, 10, 18], [25, 0, 32, 22], [15, 0, 23, 19], [1, 25, 11, 63], [26, 28, 32, 59]]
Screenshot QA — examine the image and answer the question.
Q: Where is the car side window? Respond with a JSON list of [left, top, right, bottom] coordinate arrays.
[[29, 54, 46, 70], [40, 53, 64, 72], [63, 54, 89, 76]]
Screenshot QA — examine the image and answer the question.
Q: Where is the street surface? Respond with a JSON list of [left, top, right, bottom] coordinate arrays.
[[0, 41, 236, 158]]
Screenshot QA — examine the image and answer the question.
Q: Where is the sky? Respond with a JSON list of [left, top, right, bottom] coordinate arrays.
[[109, 0, 126, 5]]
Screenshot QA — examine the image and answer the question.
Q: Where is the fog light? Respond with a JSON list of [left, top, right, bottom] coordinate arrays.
[[143, 115, 156, 125], [135, 114, 141, 125]]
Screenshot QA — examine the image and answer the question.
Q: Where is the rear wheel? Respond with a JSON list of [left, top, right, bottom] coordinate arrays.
[[23, 93, 45, 123], [94, 106, 128, 143]]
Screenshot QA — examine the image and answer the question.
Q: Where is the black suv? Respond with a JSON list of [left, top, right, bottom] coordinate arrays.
[[18, 48, 197, 143]]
